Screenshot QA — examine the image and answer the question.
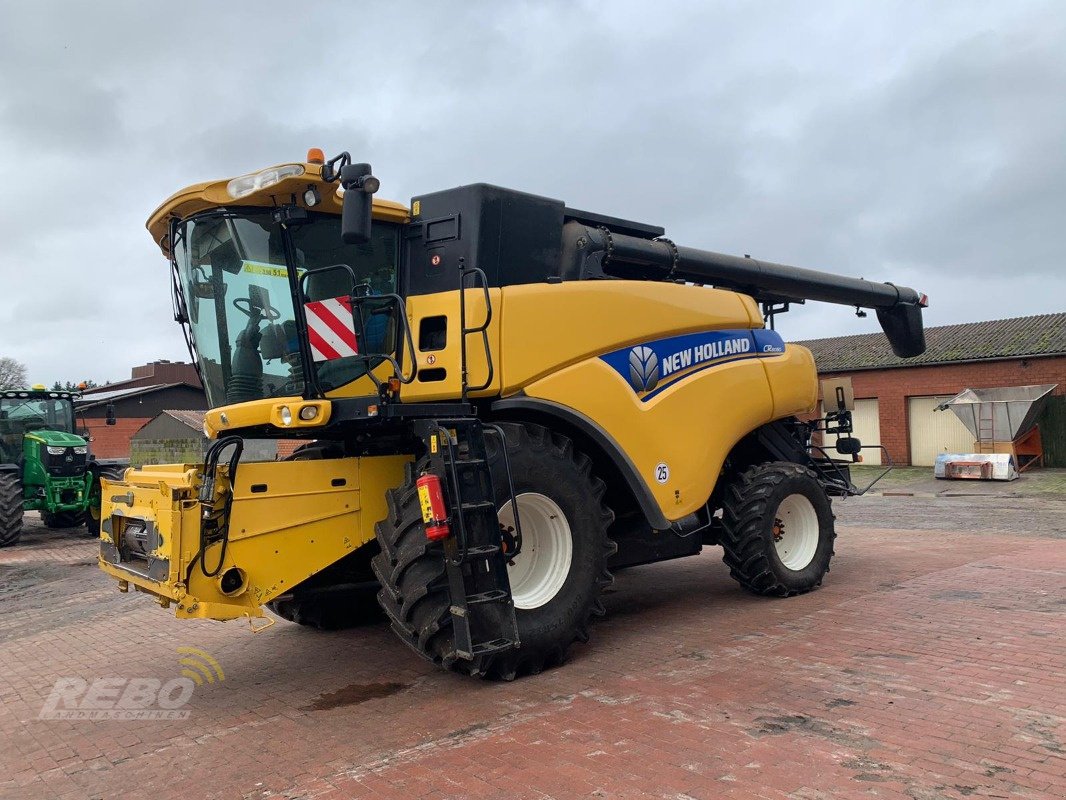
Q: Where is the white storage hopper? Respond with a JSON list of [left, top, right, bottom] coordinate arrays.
[[939, 384, 1057, 443], [935, 384, 1058, 476]]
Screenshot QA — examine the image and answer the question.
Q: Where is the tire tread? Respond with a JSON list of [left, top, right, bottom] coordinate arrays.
[[0, 473, 22, 547], [718, 461, 836, 597], [372, 422, 615, 679]]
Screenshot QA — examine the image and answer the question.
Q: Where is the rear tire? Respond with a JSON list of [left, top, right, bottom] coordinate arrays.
[[86, 466, 127, 537], [0, 473, 23, 548], [41, 510, 86, 528], [372, 423, 616, 679], [719, 461, 835, 597]]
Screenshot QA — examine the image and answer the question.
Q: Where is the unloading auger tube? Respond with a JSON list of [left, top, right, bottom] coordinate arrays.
[[562, 224, 928, 358]]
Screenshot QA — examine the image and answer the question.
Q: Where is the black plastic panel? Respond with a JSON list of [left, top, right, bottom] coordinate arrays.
[[405, 184, 565, 296]]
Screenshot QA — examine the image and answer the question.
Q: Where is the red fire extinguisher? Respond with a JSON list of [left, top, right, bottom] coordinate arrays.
[[416, 472, 451, 541]]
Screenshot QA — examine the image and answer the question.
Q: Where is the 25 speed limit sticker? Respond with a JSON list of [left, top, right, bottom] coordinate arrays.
[[654, 463, 670, 484]]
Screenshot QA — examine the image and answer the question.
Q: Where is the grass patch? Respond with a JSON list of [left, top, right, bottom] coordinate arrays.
[[848, 465, 1066, 497], [850, 465, 929, 489]]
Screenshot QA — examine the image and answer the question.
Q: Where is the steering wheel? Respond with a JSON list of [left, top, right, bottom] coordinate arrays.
[[233, 297, 281, 321]]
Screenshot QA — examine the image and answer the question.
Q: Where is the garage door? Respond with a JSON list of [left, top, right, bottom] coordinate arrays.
[[908, 396, 975, 466], [823, 398, 882, 465]]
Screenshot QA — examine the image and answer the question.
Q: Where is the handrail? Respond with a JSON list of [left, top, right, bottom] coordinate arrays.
[[458, 260, 495, 399], [297, 264, 418, 390]]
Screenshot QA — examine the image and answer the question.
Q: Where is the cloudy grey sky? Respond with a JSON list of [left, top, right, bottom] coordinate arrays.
[[0, 0, 1063, 384]]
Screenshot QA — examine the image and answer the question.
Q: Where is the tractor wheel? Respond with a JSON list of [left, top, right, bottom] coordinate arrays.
[[372, 423, 616, 680], [0, 473, 23, 548], [41, 510, 87, 528], [719, 461, 836, 597], [266, 586, 384, 630], [86, 466, 128, 537]]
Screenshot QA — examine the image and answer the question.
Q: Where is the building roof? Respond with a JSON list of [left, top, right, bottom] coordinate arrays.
[[796, 312, 1066, 372], [160, 409, 207, 432], [81, 361, 202, 395], [75, 383, 199, 409]]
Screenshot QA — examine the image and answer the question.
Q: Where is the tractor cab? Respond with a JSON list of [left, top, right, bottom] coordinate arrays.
[[171, 204, 404, 407], [0, 387, 84, 467], [157, 150, 413, 432]]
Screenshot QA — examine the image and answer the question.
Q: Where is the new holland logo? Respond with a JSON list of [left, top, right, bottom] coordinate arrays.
[[602, 329, 785, 402], [628, 346, 660, 392]]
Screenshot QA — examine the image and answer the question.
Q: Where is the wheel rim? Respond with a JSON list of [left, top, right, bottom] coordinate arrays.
[[772, 493, 820, 571], [497, 492, 573, 610]]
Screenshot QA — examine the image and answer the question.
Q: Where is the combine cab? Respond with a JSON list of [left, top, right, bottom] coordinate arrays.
[[97, 150, 927, 678], [0, 386, 127, 546]]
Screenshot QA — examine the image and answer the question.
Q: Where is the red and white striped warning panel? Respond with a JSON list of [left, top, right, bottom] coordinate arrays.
[[303, 296, 358, 362]]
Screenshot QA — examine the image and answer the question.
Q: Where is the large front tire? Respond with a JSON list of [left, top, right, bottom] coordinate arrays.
[[0, 473, 23, 548], [86, 466, 128, 538], [719, 462, 836, 597], [372, 423, 616, 679]]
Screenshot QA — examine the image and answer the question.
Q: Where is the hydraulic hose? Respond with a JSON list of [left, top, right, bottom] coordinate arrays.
[[195, 436, 244, 579]]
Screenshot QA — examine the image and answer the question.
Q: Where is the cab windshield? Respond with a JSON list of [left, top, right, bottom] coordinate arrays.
[[0, 395, 74, 460], [172, 209, 400, 408]]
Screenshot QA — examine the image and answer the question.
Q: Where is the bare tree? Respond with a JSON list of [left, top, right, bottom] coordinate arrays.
[[0, 357, 28, 389]]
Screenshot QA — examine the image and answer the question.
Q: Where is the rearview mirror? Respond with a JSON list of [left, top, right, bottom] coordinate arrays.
[[105, 403, 116, 426], [341, 163, 379, 245], [212, 239, 244, 275], [835, 437, 863, 455]]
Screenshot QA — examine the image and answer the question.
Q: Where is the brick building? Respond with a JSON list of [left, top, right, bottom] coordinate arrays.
[[77, 361, 206, 458], [797, 313, 1066, 467]]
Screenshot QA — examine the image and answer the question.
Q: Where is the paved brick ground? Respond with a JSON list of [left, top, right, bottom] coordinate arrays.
[[1, 495, 1064, 800]]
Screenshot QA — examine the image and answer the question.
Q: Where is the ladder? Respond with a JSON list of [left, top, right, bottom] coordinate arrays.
[[415, 419, 521, 661], [976, 403, 996, 453]]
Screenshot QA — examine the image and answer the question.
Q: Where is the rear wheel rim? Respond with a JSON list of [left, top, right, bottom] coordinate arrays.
[[772, 493, 819, 571], [497, 492, 573, 610]]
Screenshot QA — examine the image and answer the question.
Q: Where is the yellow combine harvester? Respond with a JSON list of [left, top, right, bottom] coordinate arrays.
[[98, 149, 927, 678]]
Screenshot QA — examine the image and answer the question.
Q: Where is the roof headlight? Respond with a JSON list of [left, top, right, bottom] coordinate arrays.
[[227, 164, 305, 199], [279, 406, 292, 426], [302, 186, 321, 207], [298, 405, 318, 421]]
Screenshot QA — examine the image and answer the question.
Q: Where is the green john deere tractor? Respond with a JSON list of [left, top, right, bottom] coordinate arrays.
[[0, 386, 127, 547]]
